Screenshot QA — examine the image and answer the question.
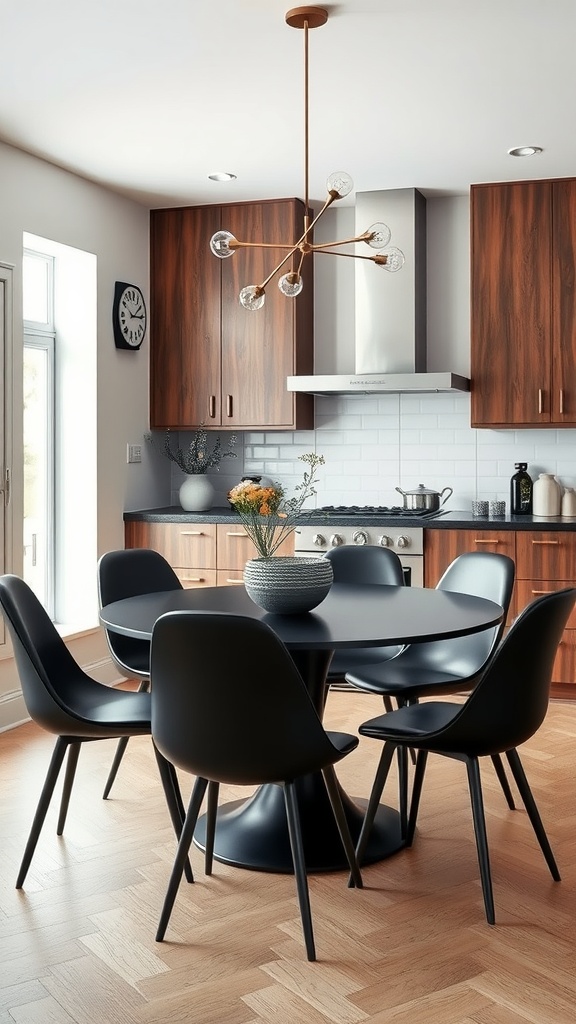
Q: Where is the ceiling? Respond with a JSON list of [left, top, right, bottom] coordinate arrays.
[[2, 0, 576, 210]]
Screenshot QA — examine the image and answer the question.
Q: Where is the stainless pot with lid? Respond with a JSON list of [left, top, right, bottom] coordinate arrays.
[[395, 483, 453, 512]]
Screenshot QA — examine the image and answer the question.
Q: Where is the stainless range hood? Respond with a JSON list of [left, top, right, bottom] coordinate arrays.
[[287, 188, 470, 396]]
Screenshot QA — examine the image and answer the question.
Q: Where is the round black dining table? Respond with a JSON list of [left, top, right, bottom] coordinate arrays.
[[100, 581, 503, 873]]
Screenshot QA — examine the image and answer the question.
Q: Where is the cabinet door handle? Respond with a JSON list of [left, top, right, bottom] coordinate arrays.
[[209, 395, 216, 419], [225, 578, 244, 585], [538, 388, 544, 413], [559, 388, 564, 414], [531, 588, 556, 595], [226, 394, 233, 418], [531, 539, 560, 545], [474, 538, 499, 544], [186, 577, 206, 583], [181, 530, 205, 536], [226, 531, 246, 537]]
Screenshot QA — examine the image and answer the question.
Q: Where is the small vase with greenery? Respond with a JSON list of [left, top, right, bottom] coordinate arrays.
[[145, 427, 238, 474]]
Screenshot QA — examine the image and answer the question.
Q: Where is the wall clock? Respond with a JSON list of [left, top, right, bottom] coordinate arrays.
[[112, 281, 147, 350]]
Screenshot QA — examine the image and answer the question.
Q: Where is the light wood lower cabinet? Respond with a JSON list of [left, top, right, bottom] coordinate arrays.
[[124, 519, 294, 589], [424, 527, 576, 692]]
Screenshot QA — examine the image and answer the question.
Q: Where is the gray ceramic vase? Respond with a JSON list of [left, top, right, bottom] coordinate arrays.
[[243, 555, 333, 614]]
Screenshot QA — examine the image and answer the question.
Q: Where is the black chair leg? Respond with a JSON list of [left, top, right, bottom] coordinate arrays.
[[16, 736, 70, 888], [397, 745, 409, 839], [284, 781, 316, 962], [353, 741, 396, 878], [505, 748, 561, 881], [102, 679, 150, 799], [153, 745, 194, 883], [465, 756, 495, 925], [406, 748, 428, 847], [156, 776, 209, 942], [57, 741, 81, 834], [204, 781, 220, 876], [102, 737, 129, 800], [322, 765, 362, 889], [491, 753, 516, 810]]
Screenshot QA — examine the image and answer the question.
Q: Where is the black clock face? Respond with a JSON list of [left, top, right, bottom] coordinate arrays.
[[113, 282, 147, 349]]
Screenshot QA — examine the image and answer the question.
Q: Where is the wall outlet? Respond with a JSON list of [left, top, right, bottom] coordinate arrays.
[[127, 444, 142, 464]]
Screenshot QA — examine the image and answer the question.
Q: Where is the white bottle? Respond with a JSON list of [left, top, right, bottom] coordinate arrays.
[[561, 487, 576, 517], [532, 473, 561, 517]]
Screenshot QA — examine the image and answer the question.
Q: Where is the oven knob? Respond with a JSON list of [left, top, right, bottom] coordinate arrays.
[[378, 535, 393, 547], [396, 535, 410, 549], [312, 533, 326, 547], [353, 530, 368, 546], [329, 534, 344, 547]]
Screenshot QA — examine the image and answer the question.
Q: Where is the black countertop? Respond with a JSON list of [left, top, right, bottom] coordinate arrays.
[[123, 506, 576, 532]]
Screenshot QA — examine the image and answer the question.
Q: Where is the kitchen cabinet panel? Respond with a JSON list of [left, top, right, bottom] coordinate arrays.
[[516, 530, 576, 581], [150, 199, 314, 431], [471, 181, 552, 427], [552, 178, 576, 421], [424, 529, 515, 590], [125, 519, 294, 590], [150, 206, 222, 428], [425, 526, 576, 689], [217, 522, 294, 567]]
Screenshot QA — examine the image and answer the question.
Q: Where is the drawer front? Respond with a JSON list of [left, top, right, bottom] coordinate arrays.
[[126, 522, 217, 568], [516, 531, 576, 580], [515, 579, 576, 630], [217, 523, 294, 569], [176, 567, 218, 589], [424, 529, 516, 588], [216, 569, 246, 587]]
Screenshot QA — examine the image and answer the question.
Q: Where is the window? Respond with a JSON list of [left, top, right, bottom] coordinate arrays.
[[23, 233, 98, 630], [23, 250, 55, 614]]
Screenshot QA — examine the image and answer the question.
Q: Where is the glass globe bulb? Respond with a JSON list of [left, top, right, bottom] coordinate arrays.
[[239, 285, 265, 310], [326, 171, 354, 199], [210, 230, 236, 259], [381, 247, 405, 273], [366, 222, 392, 249], [278, 272, 303, 298]]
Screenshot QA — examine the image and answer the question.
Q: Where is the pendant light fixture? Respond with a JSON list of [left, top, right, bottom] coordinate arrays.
[[209, 6, 405, 311]]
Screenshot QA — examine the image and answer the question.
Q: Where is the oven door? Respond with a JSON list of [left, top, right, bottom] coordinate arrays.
[[293, 549, 423, 588]]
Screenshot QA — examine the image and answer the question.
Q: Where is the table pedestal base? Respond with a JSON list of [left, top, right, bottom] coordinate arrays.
[[193, 772, 404, 873]]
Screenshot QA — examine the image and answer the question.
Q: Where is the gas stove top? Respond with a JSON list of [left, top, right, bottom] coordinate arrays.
[[317, 505, 445, 519]]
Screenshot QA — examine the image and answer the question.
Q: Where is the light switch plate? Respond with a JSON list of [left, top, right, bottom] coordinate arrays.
[[127, 444, 142, 463]]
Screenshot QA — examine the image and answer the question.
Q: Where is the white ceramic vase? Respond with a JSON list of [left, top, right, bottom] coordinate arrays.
[[243, 556, 334, 614], [532, 473, 561, 517], [178, 473, 214, 512]]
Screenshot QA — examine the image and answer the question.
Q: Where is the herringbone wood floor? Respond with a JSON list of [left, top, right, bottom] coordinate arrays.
[[1, 689, 575, 1024]]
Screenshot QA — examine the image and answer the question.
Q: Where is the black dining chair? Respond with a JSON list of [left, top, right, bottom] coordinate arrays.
[[354, 586, 576, 924], [324, 545, 406, 688], [97, 548, 183, 798], [346, 551, 516, 831], [0, 573, 190, 889], [150, 610, 363, 962]]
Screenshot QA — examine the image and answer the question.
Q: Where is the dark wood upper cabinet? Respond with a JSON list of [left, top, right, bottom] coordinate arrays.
[[471, 178, 576, 428], [471, 180, 554, 427], [150, 199, 314, 430]]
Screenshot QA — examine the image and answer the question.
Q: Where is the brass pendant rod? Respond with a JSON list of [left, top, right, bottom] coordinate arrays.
[[304, 16, 309, 215], [311, 248, 390, 264], [308, 232, 376, 250]]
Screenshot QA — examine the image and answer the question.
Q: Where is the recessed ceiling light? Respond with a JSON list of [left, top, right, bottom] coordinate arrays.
[[507, 146, 543, 157], [208, 171, 237, 181]]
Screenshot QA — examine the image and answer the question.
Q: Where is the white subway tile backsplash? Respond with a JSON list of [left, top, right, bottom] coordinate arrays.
[[197, 393, 576, 513]]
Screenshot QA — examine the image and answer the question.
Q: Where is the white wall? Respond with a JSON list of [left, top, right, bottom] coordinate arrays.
[[0, 140, 166, 729]]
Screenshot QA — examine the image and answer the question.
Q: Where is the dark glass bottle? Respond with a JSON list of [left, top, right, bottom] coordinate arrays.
[[510, 463, 533, 514]]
